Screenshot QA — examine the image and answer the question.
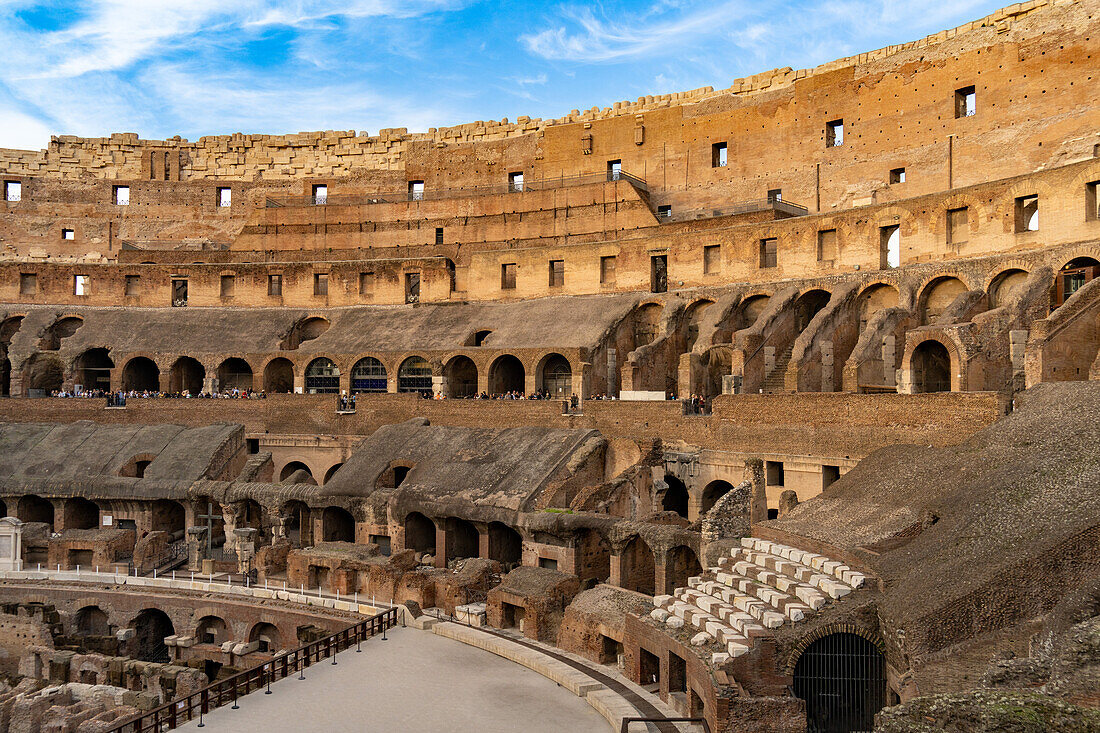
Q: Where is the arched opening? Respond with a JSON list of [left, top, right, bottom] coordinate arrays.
[[488, 522, 522, 567], [304, 357, 339, 394], [488, 354, 524, 396], [238, 499, 266, 542], [168, 356, 204, 395], [282, 501, 311, 547], [1053, 257, 1100, 309], [151, 500, 185, 535], [280, 461, 316, 485], [18, 495, 53, 528], [281, 317, 330, 350], [988, 269, 1029, 309], [398, 356, 433, 395], [64, 497, 99, 530], [700, 480, 734, 515], [22, 353, 63, 395], [631, 303, 663, 349], [443, 355, 477, 398], [263, 357, 294, 393], [857, 284, 899, 334], [350, 357, 387, 393], [195, 615, 229, 645], [911, 340, 952, 393], [404, 512, 436, 555], [578, 529, 612, 586], [74, 348, 113, 392], [665, 545, 703, 594], [732, 295, 771, 336], [661, 474, 689, 518], [322, 463, 343, 485], [919, 277, 968, 326], [621, 536, 656, 596], [0, 499, 6, 518], [537, 353, 572, 398], [794, 289, 831, 332], [793, 632, 886, 733], [130, 609, 174, 662], [73, 606, 110, 636], [249, 623, 281, 653], [321, 506, 354, 543], [39, 316, 83, 351], [121, 357, 159, 392], [217, 358, 253, 391], [445, 517, 479, 561], [683, 300, 714, 352], [465, 329, 492, 347], [0, 317, 23, 397]]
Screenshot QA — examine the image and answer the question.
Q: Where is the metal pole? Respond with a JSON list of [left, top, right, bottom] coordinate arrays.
[[265, 664, 272, 694]]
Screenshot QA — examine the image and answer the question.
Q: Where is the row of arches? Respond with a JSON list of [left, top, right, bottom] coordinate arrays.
[[2, 495, 188, 535]]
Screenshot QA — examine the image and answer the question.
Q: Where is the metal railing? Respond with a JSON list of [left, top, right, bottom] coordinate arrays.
[[105, 607, 398, 733], [661, 198, 808, 222], [265, 170, 647, 208]]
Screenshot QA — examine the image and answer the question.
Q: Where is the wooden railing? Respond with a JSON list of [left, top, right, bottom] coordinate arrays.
[[104, 606, 398, 732]]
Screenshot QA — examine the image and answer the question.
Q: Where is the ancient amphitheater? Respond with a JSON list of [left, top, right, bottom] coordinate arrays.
[[0, 1, 1096, 731]]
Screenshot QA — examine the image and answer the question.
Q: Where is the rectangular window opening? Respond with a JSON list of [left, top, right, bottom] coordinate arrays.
[[880, 225, 901, 269], [217, 187, 231, 207], [825, 119, 844, 147], [268, 274, 282, 297], [4, 181, 20, 202], [435, 227, 444, 244], [19, 273, 36, 295], [408, 180, 424, 201], [1086, 181, 1099, 221], [607, 159, 622, 181], [668, 652, 688, 694], [61, 228, 75, 241], [817, 229, 837, 263], [889, 168, 906, 184], [501, 263, 517, 290], [759, 238, 778, 269], [114, 186, 129, 206], [537, 557, 558, 571], [947, 207, 969, 246], [549, 259, 565, 288], [600, 255, 617, 285], [703, 244, 721, 274], [220, 274, 235, 297], [124, 275, 140, 297], [765, 460, 785, 486], [358, 272, 374, 296], [73, 275, 90, 296], [657, 204, 671, 219], [822, 465, 841, 490], [1016, 195, 1039, 232], [172, 279, 188, 307], [955, 85, 976, 118], [405, 272, 420, 303], [508, 171, 524, 192], [767, 188, 783, 203], [650, 255, 667, 293], [313, 272, 329, 296], [711, 142, 727, 168], [312, 184, 327, 204]]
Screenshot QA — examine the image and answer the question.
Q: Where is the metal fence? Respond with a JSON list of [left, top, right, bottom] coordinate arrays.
[[265, 170, 647, 208], [104, 607, 398, 733]]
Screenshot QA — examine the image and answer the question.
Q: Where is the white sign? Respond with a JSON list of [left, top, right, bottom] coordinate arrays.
[[102, 515, 113, 526]]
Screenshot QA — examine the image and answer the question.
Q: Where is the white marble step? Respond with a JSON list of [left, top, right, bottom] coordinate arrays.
[[728, 548, 854, 600], [651, 595, 752, 658], [716, 554, 829, 610], [741, 537, 867, 588]]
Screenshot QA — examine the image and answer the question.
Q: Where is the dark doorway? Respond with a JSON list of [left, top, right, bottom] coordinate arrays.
[[793, 632, 887, 733], [122, 357, 159, 392], [444, 356, 478, 398], [18, 495, 54, 528], [404, 512, 436, 554], [73, 348, 114, 393], [263, 357, 295, 393], [64, 497, 99, 530], [488, 355, 524, 396], [621, 536, 656, 595], [700, 480, 733, 515], [665, 545, 703, 594], [488, 522, 522, 567], [445, 517, 479, 561], [168, 356, 204, 395], [321, 506, 354, 542], [651, 255, 668, 293], [662, 474, 689, 518], [130, 609, 174, 662], [912, 340, 951, 393]]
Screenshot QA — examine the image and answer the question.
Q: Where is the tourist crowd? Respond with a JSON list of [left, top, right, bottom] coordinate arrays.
[[52, 388, 268, 400]]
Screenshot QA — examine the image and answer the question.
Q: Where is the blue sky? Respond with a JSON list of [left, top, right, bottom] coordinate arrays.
[[0, 0, 1010, 150]]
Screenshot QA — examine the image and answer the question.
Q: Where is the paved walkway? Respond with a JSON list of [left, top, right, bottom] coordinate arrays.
[[179, 626, 608, 732]]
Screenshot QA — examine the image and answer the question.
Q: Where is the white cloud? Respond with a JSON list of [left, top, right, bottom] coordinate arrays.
[[0, 108, 53, 150]]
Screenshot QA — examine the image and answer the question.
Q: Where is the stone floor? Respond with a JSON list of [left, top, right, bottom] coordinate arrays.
[[179, 626, 609, 732]]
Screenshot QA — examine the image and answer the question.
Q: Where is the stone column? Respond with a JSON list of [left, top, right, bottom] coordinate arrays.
[[0, 518, 24, 571], [187, 526, 209, 571], [434, 524, 448, 568], [234, 527, 257, 575]]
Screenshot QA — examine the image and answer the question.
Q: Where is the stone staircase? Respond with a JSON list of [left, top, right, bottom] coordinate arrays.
[[763, 345, 793, 393], [649, 537, 867, 665]]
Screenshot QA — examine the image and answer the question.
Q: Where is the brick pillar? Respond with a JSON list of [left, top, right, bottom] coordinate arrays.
[[655, 550, 671, 595], [477, 524, 489, 559], [434, 524, 447, 568], [609, 552, 625, 589]]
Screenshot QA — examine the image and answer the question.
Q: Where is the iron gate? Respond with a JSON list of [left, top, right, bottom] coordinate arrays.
[[792, 632, 886, 733]]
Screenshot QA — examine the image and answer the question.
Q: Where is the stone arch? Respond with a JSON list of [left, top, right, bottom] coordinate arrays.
[[73, 348, 114, 392], [281, 501, 311, 546], [630, 302, 664, 349], [280, 461, 316, 485], [443, 354, 478, 398], [729, 293, 772, 337], [151, 499, 185, 534], [217, 358, 254, 391], [168, 356, 204, 395], [665, 545, 702, 594], [987, 268, 1030, 308], [350, 356, 388, 393], [0, 316, 22, 397], [321, 506, 354, 542], [73, 605, 110, 636], [793, 288, 832, 332], [909, 338, 954, 393], [18, 495, 53, 528], [917, 276, 968, 326], [397, 356, 433, 395], [121, 356, 159, 392], [488, 354, 525, 395], [1052, 256, 1100, 310], [404, 512, 436, 554], [488, 521, 522, 567], [700, 480, 734, 515], [620, 536, 656, 596], [789, 626, 887, 731], [249, 622, 281, 653], [577, 528, 612, 585], [281, 316, 330, 350], [263, 357, 295, 393], [129, 608, 174, 662], [445, 517, 479, 560], [195, 615, 230, 645], [322, 463, 343, 485], [857, 283, 900, 334], [304, 357, 339, 394], [21, 353, 63, 394], [38, 316, 83, 351], [682, 299, 715, 352], [63, 497, 99, 530], [661, 474, 689, 518], [536, 353, 572, 398]]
